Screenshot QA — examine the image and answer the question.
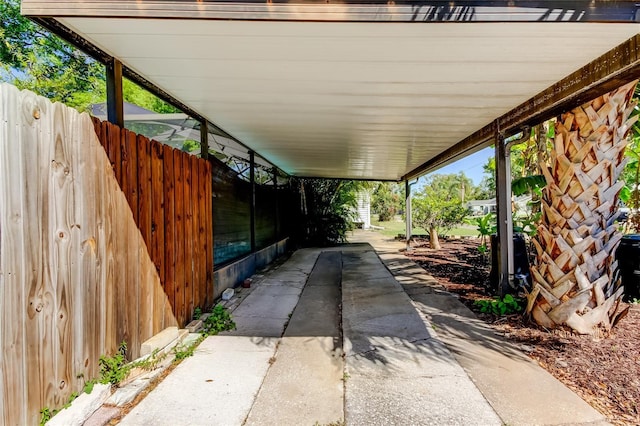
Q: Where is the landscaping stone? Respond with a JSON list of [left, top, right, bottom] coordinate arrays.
[[47, 383, 111, 426], [140, 326, 179, 357], [185, 320, 202, 333], [221, 287, 234, 300], [83, 406, 121, 426]]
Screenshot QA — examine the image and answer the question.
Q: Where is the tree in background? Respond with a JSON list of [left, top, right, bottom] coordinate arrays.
[[295, 178, 370, 246], [412, 173, 471, 250], [1, 3, 179, 115], [619, 84, 640, 232], [476, 157, 496, 199], [371, 182, 403, 222], [0, 0, 104, 110]]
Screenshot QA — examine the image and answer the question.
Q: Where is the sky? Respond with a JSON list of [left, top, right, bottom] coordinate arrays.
[[418, 146, 493, 186]]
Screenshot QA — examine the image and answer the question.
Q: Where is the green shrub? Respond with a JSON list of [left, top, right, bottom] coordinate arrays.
[[474, 294, 524, 316], [202, 304, 236, 335], [99, 341, 130, 385]]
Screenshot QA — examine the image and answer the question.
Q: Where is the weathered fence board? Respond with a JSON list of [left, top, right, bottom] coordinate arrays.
[[0, 84, 179, 424], [91, 120, 214, 328]]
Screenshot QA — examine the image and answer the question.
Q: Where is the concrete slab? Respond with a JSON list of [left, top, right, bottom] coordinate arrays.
[[351, 230, 610, 426], [342, 253, 436, 354], [345, 373, 501, 426], [245, 251, 344, 426], [231, 286, 301, 320], [245, 336, 344, 426], [119, 336, 278, 426], [258, 277, 307, 288], [284, 286, 341, 337], [341, 247, 501, 426], [229, 315, 289, 337], [411, 296, 609, 426]]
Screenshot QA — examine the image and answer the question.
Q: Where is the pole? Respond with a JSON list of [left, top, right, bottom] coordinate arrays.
[[405, 179, 412, 251], [495, 129, 511, 296], [249, 151, 256, 252], [200, 121, 209, 160], [106, 58, 123, 127]]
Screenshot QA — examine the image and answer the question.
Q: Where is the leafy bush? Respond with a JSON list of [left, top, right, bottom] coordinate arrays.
[[202, 304, 236, 335], [474, 294, 524, 316], [372, 182, 402, 222], [293, 178, 368, 246], [99, 342, 130, 385], [474, 212, 496, 254]]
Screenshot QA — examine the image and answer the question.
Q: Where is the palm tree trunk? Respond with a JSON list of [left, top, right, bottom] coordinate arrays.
[[527, 80, 638, 334]]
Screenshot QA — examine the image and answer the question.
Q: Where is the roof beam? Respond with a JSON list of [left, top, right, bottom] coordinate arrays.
[[21, 0, 640, 23], [402, 33, 640, 181]]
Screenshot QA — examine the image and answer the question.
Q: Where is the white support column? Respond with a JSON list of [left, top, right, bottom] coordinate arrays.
[[495, 131, 513, 296], [405, 179, 412, 250]]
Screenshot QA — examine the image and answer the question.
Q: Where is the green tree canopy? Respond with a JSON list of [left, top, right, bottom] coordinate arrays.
[[1, 3, 180, 115], [371, 182, 403, 222], [295, 179, 371, 246], [0, 0, 105, 110], [412, 173, 471, 249]]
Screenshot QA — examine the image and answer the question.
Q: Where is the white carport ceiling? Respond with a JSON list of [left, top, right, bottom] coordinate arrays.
[[54, 18, 639, 180]]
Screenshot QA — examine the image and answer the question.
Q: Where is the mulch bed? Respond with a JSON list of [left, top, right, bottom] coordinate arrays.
[[405, 237, 640, 426]]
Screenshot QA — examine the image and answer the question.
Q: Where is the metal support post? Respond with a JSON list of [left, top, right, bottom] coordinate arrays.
[[249, 151, 256, 252], [106, 58, 124, 127], [273, 167, 279, 238], [200, 121, 209, 160], [405, 179, 412, 250], [495, 130, 512, 296]]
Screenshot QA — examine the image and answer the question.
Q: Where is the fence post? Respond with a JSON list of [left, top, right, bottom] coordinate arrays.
[[250, 151, 256, 252], [273, 167, 279, 239], [106, 58, 123, 127], [200, 121, 209, 160]]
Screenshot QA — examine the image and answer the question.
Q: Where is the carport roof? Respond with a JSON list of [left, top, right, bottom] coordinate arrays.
[[22, 1, 640, 181]]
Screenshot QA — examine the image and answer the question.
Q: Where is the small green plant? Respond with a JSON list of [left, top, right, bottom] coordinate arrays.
[[630, 297, 639, 304], [342, 372, 350, 382], [474, 213, 496, 254], [99, 341, 130, 385], [474, 294, 524, 316], [83, 379, 96, 394], [193, 306, 202, 320], [40, 407, 52, 425], [202, 304, 236, 335], [513, 211, 542, 237], [173, 337, 204, 361], [39, 389, 81, 424], [131, 348, 167, 372]]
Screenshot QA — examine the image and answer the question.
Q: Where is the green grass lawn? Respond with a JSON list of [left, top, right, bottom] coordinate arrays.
[[370, 217, 479, 238]]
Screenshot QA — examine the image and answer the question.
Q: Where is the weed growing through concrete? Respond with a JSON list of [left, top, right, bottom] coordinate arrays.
[[202, 304, 236, 335]]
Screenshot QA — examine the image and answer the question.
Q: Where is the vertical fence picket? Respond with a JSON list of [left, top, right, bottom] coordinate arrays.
[[163, 144, 176, 326], [191, 160, 201, 313], [205, 161, 214, 306], [151, 141, 165, 332], [174, 150, 186, 326], [183, 152, 194, 321]]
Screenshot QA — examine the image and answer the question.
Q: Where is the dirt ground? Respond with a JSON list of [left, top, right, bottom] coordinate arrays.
[[405, 237, 640, 426]]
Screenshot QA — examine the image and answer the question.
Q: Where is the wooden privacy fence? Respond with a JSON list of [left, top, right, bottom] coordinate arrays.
[[0, 84, 178, 424], [92, 118, 214, 327]]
